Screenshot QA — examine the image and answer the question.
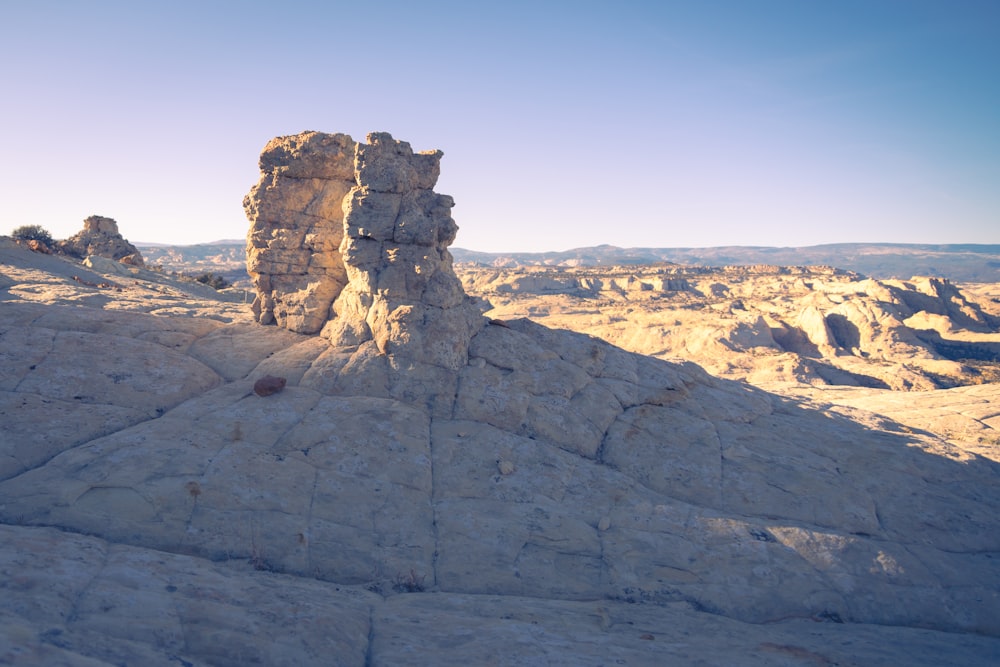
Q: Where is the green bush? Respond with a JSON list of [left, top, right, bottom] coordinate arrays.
[[194, 272, 231, 290], [11, 224, 54, 246]]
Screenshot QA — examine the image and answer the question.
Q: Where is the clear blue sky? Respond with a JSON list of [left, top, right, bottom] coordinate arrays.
[[2, 1, 997, 251]]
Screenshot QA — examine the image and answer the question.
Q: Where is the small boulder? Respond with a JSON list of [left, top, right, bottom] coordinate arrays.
[[253, 375, 287, 397]]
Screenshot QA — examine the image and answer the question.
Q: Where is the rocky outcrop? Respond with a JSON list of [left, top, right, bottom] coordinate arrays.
[[57, 215, 144, 265], [244, 132, 355, 333], [324, 132, 481, 352], [246, 132, 481, 342], [316, 133, 485, 414], [247, 131, 485, 413], [2, 297, 999, 656]]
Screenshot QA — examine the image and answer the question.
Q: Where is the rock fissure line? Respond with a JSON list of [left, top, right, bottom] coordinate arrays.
[[363, 605, 376, 667], [428, 419, 442, 590], [63, 537, 112, 625], [304, 467, 319, 575], [9, 330, 57, 394]]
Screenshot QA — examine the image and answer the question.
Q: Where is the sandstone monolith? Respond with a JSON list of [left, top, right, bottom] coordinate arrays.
[[321, 134, 484, 393], [246, 131, 485, 413], [244, 132, 356, 333], [57, 215, 144, 265]]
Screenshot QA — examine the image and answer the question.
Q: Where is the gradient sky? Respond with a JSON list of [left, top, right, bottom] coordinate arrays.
[[2, 1, 997, 251]]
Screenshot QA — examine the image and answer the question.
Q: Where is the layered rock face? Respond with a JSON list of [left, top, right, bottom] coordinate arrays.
[[57, 215, 144, 265], [245, 132, 480, 342], [324, 132, 480, 354], [319, 133, 484, 414], [247, 131, 484, 413], [245, 132, 355, 333]]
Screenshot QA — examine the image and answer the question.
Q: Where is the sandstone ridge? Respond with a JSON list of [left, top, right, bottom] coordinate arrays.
[[1, 134, 999, 664]]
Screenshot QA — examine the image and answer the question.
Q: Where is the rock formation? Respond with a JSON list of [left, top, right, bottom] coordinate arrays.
[[57, 215, 144, 265], [245, 132, 355, 333], [247, 131, 484, 414], [323, 132, 481, 358], [245, 132, 481, 339]]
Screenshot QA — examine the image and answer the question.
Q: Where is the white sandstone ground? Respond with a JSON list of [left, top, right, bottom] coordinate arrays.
[[1, 132, 998, 666]]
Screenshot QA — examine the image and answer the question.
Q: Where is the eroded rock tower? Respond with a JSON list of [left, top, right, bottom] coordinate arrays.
[[245, 131, 485, 413]]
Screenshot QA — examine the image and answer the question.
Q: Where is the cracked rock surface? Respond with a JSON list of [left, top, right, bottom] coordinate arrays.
[[1, 135, 999, 665]]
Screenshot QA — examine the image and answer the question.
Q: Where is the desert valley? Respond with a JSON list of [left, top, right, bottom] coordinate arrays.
[[2, 132, 999, 665]]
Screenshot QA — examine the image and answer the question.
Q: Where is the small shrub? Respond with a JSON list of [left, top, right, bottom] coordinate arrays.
[[194, 272, 231, 290], [11, 224, 54, 246], [393, 569, 426, 593]]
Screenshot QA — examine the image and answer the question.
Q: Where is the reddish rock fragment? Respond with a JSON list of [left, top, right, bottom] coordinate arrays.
[[253, 375, 287, 397], [26, 239, 51, 254]]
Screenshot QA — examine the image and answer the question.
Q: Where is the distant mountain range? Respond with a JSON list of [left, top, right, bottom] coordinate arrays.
[[135, 241, 1000, 283], [450, 243, 1000, 283]]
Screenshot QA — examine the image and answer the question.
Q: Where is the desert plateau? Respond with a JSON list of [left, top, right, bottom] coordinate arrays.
[[2, 131, 999, 666]]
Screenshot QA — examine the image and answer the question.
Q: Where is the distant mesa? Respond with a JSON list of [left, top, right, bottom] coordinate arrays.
[[450, 244, 1000, 283], [57, 214, 145, 266]]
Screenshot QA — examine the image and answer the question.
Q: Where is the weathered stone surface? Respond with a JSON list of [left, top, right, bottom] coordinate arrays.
[[0, 390, 144, 482], [4, 524, 997, 667], [5, 300, 996, 643], [322, 134, 484, 381], [82, 254, 131, 276], [370, 591, 1000, 667], [2, 138, 999, 664], [776, 381, 1000, 463], [0, 242, 250, 321], [244, 132, 356, 333], [57, 215, 144, 266], [185, 323, 306, 381], [12, 329, 221, 415], [244, 131, 484, 412], [0, 524, 374, 666]]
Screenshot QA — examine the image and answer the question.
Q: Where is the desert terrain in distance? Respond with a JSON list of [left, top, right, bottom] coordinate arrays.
[[2, 130, 998, 665], [139, 239, 1000, 460], [458, 261, 1000, 461]]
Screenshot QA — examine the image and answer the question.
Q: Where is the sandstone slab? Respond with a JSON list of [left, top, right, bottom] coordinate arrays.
[[2, 134, 999, 664]]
